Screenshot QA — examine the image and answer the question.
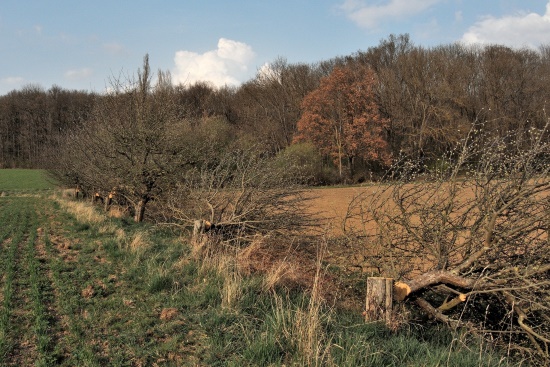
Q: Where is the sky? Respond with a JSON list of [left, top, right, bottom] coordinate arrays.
[[1, 0, 549, 95]]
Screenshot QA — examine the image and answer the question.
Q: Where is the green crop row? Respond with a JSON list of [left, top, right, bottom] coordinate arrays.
[[0, 198, 30, 362]]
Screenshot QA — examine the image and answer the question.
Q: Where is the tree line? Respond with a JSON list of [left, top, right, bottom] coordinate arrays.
[[2, 34, 550, 180], [0, 85, 96, 168]]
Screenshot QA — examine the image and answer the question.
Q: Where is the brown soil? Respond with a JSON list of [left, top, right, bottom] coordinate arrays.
[[305, 186, 372, 234], [160, 308, 179, 321], [81, 285, 95, 299]]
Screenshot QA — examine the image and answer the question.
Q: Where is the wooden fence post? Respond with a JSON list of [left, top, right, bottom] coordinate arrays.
[[365, 277, 394, 323]]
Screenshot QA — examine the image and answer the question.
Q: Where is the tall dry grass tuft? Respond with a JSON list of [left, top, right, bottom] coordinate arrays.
[[54, 195, 105, 224], [190, 236, 244, 310], [189, 234, 335, 363], [60, 188, 75, 199], [235, 235, 265, 273], [189, 232, 211, 261], [269, 244, 333, 366], [219, 255, 242, 310], [122, 231, 152, 267], [126, 231, 150, 253], [98, 222, 121, 236], [236, 235, 303, 291], [300, 244, 333, 366], [262, 259, 292, 292], [114, 228, 126, 243]]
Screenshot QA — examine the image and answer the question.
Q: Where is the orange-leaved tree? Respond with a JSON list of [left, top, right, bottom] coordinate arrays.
[[294, 63, 391, 179]]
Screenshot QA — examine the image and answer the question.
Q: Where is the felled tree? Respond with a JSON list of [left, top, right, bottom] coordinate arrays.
[[344, 121, 550, 363], [294, 63, 391, 179], [166, 145, 313, 244]]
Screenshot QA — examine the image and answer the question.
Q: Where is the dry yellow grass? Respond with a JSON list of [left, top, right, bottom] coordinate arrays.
[[220, 260, 242, 310], [60, 188, 75, 198], [54, 195, 105, 224], [107, 206, 128, 218], [127, 231, 149, 252], [262, 260, 292, 292]]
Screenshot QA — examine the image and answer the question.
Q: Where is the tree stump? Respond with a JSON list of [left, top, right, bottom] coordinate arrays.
[[193, 219, 205, 242], [365, 277, 393, 323], [104, 192, 113, 211]]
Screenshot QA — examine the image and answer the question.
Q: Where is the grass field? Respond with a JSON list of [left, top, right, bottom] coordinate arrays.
[[0, 171, 523, 366], [0, 169, 56, 191]]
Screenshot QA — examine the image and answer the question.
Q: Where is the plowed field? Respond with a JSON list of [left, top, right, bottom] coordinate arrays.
[[306, 186, 371, 234]]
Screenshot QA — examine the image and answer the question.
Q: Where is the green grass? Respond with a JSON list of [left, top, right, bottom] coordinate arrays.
[[0, 169, 56, 191], [0, 191, 529, 366]]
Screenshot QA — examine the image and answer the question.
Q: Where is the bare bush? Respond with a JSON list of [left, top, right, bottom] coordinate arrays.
[[167, 147, 314, 244], [344, 120, 550, 363]]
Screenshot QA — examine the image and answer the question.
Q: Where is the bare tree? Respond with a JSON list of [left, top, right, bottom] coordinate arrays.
[[51, 55, 191, 222], [232, 58, 321, 154], [359, 36, 550, 167], [344, 120, 550, 363]]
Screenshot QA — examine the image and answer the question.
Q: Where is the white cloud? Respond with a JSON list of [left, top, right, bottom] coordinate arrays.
[[103, 42, 127, 55], [173, 38, 256, 88], [461, 2, 550, 48], [0, 77, 25, 94], [2, 76, 25, 85], [257, 62, 278, 80], [64, 68, 93, 80], [340, 0, 442, 30]]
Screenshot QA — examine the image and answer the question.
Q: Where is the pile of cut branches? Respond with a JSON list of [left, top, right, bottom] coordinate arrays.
[[345, 121, 550, 363]]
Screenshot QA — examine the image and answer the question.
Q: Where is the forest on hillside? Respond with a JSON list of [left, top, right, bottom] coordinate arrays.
[[1, 34, 550, 178]]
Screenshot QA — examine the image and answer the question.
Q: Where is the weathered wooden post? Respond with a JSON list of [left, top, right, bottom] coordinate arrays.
[[104, 191, 114, 211], [193, 219, 204, 240], [365, 277, 394, 323]]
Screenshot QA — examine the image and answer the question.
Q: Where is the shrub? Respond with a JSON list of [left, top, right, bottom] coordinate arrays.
[[274, 142, 337, 185]]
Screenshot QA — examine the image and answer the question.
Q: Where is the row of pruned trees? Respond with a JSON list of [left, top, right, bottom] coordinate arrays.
[[49, 56, 312, 237]]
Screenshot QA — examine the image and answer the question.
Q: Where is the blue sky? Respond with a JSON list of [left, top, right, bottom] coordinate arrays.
[[1, 0, 549, 95]]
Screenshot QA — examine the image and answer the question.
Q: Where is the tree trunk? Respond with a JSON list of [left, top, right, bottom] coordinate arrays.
[[348, 156, 355, 178], [365, 277, 393, 323], [394, 270, 478, 301], [134, 199, 147, 222]]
